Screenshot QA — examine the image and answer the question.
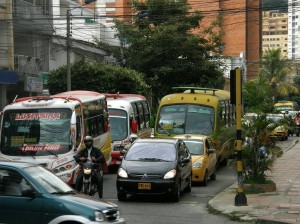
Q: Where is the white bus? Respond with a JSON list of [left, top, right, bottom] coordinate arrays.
[[0, 90, 112, 185], [106, 94, 153, 167]]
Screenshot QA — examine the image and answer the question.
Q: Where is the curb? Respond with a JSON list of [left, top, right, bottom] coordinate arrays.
[[207, 138, 299, 223]]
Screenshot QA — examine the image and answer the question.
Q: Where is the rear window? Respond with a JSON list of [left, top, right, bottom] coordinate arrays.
[[125, 142, 176, 161]]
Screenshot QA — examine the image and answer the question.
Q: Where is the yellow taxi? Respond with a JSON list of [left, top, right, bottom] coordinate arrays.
[[266, 114, 288, 141], [174, 134, 217, 186]]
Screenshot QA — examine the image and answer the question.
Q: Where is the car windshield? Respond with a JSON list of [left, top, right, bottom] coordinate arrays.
[[24, 165, 74, 193], [125, 142, 176, 161], [0, 109, 72, 156], [184, 140, 203, 155], [267, 115, 283, 123]]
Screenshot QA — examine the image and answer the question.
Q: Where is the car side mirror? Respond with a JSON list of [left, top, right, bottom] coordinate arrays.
[[208, 149, 215, 154], [22, 188, 35, 198], [181, 158, 190, 165]]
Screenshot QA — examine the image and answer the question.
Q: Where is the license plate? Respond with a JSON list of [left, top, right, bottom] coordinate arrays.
[[138, 183, 151, 190]]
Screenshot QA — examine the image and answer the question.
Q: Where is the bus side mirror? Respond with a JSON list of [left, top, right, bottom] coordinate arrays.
[[131, 119, 138, 133], [71, 111, 77, 151]]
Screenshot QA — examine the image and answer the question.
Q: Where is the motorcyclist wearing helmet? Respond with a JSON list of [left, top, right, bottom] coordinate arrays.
[[74, 136, 105, 198]]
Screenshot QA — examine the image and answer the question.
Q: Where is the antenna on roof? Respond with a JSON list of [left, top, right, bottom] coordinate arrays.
[[12, 95, 18, 103]]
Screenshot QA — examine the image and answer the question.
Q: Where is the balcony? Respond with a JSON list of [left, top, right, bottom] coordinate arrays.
[[12, 0, 53, 35]]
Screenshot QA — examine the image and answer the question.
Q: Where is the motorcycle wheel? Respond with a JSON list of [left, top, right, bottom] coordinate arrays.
[[84, 182, 89, 195], [89, 183, 98, 196]]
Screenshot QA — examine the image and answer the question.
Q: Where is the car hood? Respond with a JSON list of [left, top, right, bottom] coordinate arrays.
[[122, 160, 176, 174], [59, 193, 117, 210]]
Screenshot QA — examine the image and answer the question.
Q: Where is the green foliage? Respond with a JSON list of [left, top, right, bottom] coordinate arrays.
[[242, 113, 283, 183], [243, 76, 274, 113], [47, 59, 149, 95], [259, 48, 298, 102], [114, 0, 225, 99]]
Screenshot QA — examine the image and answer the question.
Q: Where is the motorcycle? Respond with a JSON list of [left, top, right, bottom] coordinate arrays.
[[80, 160, 103, 197], [295, 120, 300, 137]]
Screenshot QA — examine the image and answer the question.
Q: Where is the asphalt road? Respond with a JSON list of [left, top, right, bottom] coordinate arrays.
[[100, 137, 295, 224], [102, 161, 239, 223]]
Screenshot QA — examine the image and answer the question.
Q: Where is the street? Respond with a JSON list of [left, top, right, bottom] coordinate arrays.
[[100, 136, 295, 224]]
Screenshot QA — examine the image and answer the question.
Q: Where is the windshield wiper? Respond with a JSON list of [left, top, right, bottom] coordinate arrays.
[[138, 158, 169, 162], [51, 190, 76, 195]]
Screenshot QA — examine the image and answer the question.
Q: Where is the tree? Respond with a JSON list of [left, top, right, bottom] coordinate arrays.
[[114, 0, 225, 100], [259, 48, 298, 103], [47, 59, 149, 95], [242, 113, 283, 184], [243, 76, 274, 113]]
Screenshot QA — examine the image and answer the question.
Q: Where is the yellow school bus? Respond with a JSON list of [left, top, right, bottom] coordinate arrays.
[[154, 87, 235, 165]]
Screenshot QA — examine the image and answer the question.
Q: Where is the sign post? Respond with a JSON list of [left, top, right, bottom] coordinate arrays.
[[231, 67, 247, 206]]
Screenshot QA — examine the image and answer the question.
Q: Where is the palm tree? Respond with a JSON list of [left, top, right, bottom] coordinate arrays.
[[259, 48, 298, 102]]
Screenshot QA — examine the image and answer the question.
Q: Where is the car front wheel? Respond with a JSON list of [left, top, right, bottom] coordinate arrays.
[[170, 182, 181, 202], [184, 173, 192, 193]]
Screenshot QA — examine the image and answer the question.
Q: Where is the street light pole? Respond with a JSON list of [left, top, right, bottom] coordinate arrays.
[[66, 0, 97, 91], [67, 9, 71, 91]]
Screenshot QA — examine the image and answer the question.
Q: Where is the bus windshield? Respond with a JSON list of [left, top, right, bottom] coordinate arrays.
[[0, 109, 72, 156], [157, 104, 214, 135], [108, 109, 128, 141]]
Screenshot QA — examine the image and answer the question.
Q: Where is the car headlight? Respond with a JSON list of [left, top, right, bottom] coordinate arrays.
[[95, 211, 105, 222], [163, 169, 176, 179], [193, 161, 202, 168], [118, 168, 128, 178]]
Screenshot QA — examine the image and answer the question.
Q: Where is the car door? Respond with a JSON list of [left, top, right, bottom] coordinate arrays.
[[178, 141, 191, 189], [0, 168, 43, 224], [206, 138, 217, 175]]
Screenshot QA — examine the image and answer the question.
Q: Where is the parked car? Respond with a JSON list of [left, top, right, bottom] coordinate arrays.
[[266, 114, 288, 141], [0, 161, 125, 224], [116, 138, 192, 202], [242, 113, 258, 126], [174, 134, 217, 186]]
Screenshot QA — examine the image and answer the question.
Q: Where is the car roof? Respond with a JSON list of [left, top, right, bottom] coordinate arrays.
[[135, 138, 179, 144], [0, 161, 36, 169]]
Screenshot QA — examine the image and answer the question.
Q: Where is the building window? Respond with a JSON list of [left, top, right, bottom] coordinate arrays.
[[106, 8, 115, 12]]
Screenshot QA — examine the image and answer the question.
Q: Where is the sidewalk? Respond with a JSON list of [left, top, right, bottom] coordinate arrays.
[[208, 139, 300, 224]]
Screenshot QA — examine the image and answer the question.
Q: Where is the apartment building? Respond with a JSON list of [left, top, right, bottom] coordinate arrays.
[[262, 11, 288, 56], [0, 0, 109, 108], [288, 0, 300, 60], [190, 0, 262, 80]]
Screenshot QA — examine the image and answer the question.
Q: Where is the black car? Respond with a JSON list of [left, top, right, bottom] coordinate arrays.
[[116, 138, 192, 202]]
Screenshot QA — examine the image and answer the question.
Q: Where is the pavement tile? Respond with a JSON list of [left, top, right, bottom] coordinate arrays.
[[207, 139, 300, 223]]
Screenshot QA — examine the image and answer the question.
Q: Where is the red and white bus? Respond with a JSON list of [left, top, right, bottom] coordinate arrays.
[[106, 93, 153, 166], [0, 90, 112, 185]]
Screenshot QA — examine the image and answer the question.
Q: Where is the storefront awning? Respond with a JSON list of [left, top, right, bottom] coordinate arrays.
[[0, 70, 17, 84]]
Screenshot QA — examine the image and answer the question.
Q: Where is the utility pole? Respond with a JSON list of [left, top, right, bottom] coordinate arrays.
[[67, 9, 71, 91], [66, 0, 97, 91]]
